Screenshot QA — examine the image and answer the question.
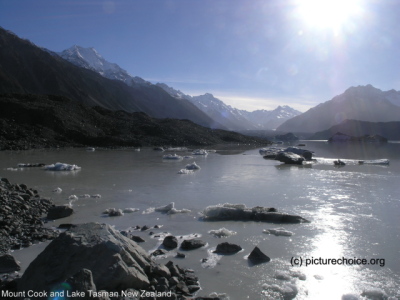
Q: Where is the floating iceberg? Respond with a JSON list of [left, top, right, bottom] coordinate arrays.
[[208, 227, 237, 238], [155, 202, 191, 214], [44, 162, 81, 171], [263, 227, 294, 236], [185, 162, 201, 170], [68, 195, 78, 200], [91, 194, 101, 198], [192, 149, 208, 155], [178, 169, 194, 174], [358, 159, 389, 165], [86, 147, 95, 151], [53, 187, 62, 193], [79, 194, 91, 198], [162, 154, 183, 160], [155, 202, 175, 212], [164, 147, 188, 152]]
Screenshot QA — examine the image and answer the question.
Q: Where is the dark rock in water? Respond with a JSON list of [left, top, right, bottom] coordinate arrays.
[[202, 203, 309, 224], [163, 235, 178, 249], [0, 254, 21, 273], [47, 205, 74, 220], [275, 152, 304, 165], [65, 269, 97, 299], [181, 239, 206, 250], [131, 236, 145, 243], [214, 242, 242, 254], [151, 249, 168, 257], [302, 151, 313, 161], [248, 246, 271, 264], [58, 223, 77, 230]]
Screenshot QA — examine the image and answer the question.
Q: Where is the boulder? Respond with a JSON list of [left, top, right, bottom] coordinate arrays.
[[47, 205, 73, 220], [181, 239, 206, 250], [275, 152, 304, 165], [214, 242, 242, 254], [0, 254, 21, 273], [18, 223, 160, 293], [163, 235, 178, 249], [248, 246, 270, 264], [65, 269, 97, 299]]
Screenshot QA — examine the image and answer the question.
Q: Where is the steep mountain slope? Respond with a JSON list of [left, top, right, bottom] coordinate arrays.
[[157, 83, 301, 130], [311, 119, 400, 140], [0, 94, 269, 151], [58, 45, 150, 87], [276, 85, 400, 133], [0, 27, 220, 128]]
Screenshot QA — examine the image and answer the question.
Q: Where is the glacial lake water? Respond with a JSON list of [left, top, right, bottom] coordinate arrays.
[[1, 141, 400, 299]]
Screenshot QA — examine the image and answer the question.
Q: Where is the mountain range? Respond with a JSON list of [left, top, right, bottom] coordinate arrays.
[[58, 45, 301, 131], [0, 27, 220, 129], [1, 26, 400, 140], [277, 84, 400, 133]]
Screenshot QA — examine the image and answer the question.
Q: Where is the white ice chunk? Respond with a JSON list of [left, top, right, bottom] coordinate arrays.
[[208, 227, 237, 238], [44, 162, 81, 171]]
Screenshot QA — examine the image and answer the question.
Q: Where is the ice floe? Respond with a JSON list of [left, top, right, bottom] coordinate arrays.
[[79, 194, 91, 198], [192, 149, 208, 155], [86, 147, 95, 151], [262, 283, 298, 300], [91, 194, 101, 198], [361, 288, 388, 299], [103, 208, 124, 217], [68, 195, 78, 200], [52, 187, 62, 193], [208, 227, 237, 238], [162, 154, 183, 160], [154, 202, 191, 214], [43, 162, 81, 171], [263, 227, 294, 236], [185, 162, 200, 170], [177, 169, 194, 174]]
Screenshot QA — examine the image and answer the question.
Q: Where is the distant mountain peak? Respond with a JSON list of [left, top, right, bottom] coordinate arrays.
[[59, 45, 150, 86]]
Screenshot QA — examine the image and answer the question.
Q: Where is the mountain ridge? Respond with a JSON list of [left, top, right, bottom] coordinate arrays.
[[276, 84, 400, 133], [0, 27, 221, 129]]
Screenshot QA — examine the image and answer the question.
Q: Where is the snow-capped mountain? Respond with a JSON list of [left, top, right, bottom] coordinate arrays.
[[245, 106, 302, 129], [157, 83, 301, 130], [59, 45, 150, 87], [59, 45, 301, 130]]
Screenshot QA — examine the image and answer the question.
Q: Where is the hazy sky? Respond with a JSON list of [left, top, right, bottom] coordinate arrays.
[[1, 0, 400, 112]]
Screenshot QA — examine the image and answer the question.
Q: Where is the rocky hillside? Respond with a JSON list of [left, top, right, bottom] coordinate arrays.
[[276, 85, 400, 133], [0, 94, 270, 151], [0, 27, 220, 128]]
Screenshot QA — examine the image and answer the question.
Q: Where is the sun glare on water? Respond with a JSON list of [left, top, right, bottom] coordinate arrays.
[[295, 0, 364, 34]]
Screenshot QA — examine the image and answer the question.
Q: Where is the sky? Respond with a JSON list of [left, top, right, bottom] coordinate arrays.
[[1, 0, 400, 112]]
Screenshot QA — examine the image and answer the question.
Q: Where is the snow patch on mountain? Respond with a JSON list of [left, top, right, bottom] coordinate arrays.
[[59, 45, 150, 87], [157, 83, 301, 130]]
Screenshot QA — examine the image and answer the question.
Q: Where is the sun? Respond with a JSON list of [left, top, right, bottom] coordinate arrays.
[[295, 0, 363, 33]]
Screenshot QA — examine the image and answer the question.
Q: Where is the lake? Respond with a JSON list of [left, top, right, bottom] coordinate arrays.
[[1, 141, 399, 299]]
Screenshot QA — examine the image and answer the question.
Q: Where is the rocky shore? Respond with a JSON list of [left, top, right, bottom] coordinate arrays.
[[0, 178, 58, 254]]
